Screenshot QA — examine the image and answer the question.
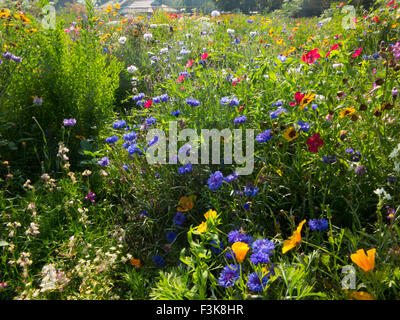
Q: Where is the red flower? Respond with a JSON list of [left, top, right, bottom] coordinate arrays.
[[352, 47, 363, 58], [238, 105, 245, 112], [302, 48, 321, 64], [306, 133, 324, 153], [372, 15, 380, 23], [176, 74, 186, 82], [145, 100, 152, 109], [326, 44, 340, 57], [186, 60, 194, 68], [289, 91, 305, 106], [387, 1, 395, 6], [201, 53, 209, 60]]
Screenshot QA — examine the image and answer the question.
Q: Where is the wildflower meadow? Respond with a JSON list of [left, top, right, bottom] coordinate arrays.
[[1, 0, 400, 302]]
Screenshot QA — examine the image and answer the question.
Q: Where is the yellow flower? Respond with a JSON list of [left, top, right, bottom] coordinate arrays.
[[204, 209, 217, 220], [282, 220, 306, 254], [350, 248, 375, 272], [347, 291, 374, 300], [299, 92, 315, 110], [115, 3, 120, 9], [283, 127, 299, 142], [339, 107, 356, 118], [231, 242, 249, 263], [196, 221, 207, 233], [177, 195, 196, 212]]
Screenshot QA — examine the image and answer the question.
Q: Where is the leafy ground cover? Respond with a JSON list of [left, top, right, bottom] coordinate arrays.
[[1, 0, 400, 300]]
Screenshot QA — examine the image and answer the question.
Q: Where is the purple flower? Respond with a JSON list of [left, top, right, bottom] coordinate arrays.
[[63, 118, 77, 127], [152, 255, 165, 267], [218, 264, 241, 288], [308, 218, 329, 231], [112, 120, 126, 129], [224, 173, 238, 183], [247, 272, 268, 292], [249, 238, 275, 265], [84, 191, 96, 204], [174, 212, 186, 226], [166, 231, 177, 243], [234, 115, 247, 124], [105, 136, 118, 144], [178, 163, 193, 174], [227, 229, 253, 245], [207, 171, 224, 191], [98, 157, 110, 167], [244, 185, 259, 197], [123, 132, 137, 141], [256, 129, 273, 143]]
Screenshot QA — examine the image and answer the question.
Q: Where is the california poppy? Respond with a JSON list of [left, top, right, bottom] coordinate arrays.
[[350, 248, 375, 272], [283, 127, 299, 142], [282, 220, 307, 254], [231, 242, 249, 263]]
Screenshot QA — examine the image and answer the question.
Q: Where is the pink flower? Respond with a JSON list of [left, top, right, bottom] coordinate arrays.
[[352, 47, 363, 58], [302, 49, 321, 64], [186, 60, 194, 68], [145, 100, 152, 109], [201, 53, 209, 60], [306, 133, 324, 153]]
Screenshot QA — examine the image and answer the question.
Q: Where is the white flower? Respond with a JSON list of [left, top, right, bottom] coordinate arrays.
[[333, 63, 344, 69], [227, 28, 235, 34], [160, 47, 169, 54], [118, 36, 126, 44], [150, 24, 158, 28], [389, 143, 400, 159], [394, 161, 400, 174], [143, 33, 153, 41], [250, 31, 257, 37], [211, 10, 220, 17], [127, 65, 138, 73]]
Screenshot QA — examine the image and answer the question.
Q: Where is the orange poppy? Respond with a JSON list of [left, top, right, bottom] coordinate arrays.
[[350, 248, 375, 272], [282, 220, 307, 254]]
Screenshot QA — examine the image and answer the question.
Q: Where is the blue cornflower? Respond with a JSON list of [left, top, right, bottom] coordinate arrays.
[[171, 110, 182, 117], [224, 173, 238, 183], [234, 115, 247, 124], [174, 212, 186, 226], [145, 117, 157, 125], [112, 120, 126, 129], [152, 255, 165, 267], [244, 186, 259, 197], [220, 96, 231, 105], [218, 264, 241, 288], [123, 132, 137, 141], [207, 171, 224, 191], [247, 272, 269, 292], [322, 155, 337, 164], [250, 238, 275, 265], [256, 129, 273, 143], [277, 54, 287, 62], [308, 218, 329, 231], [98, 157, 110, 167], [153, 96, 161, 104], [160, 94, 169, 102], [128, 144, 141, 155], [270, 108, 287, 119], [166, 231, 177, 243], [297, 120, 312, 132], [186, 98, 200, 106], [122, 164, 131, 171], [148, 136, 159, 147], [311, 103, 318, 111], [105, 136, 118, 144], [247, 19, 254, 23], [243, 203, 250, 210], [228, 230, 253, 245], [230, 97, 239, 106], [178, 163, 193, 174]]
